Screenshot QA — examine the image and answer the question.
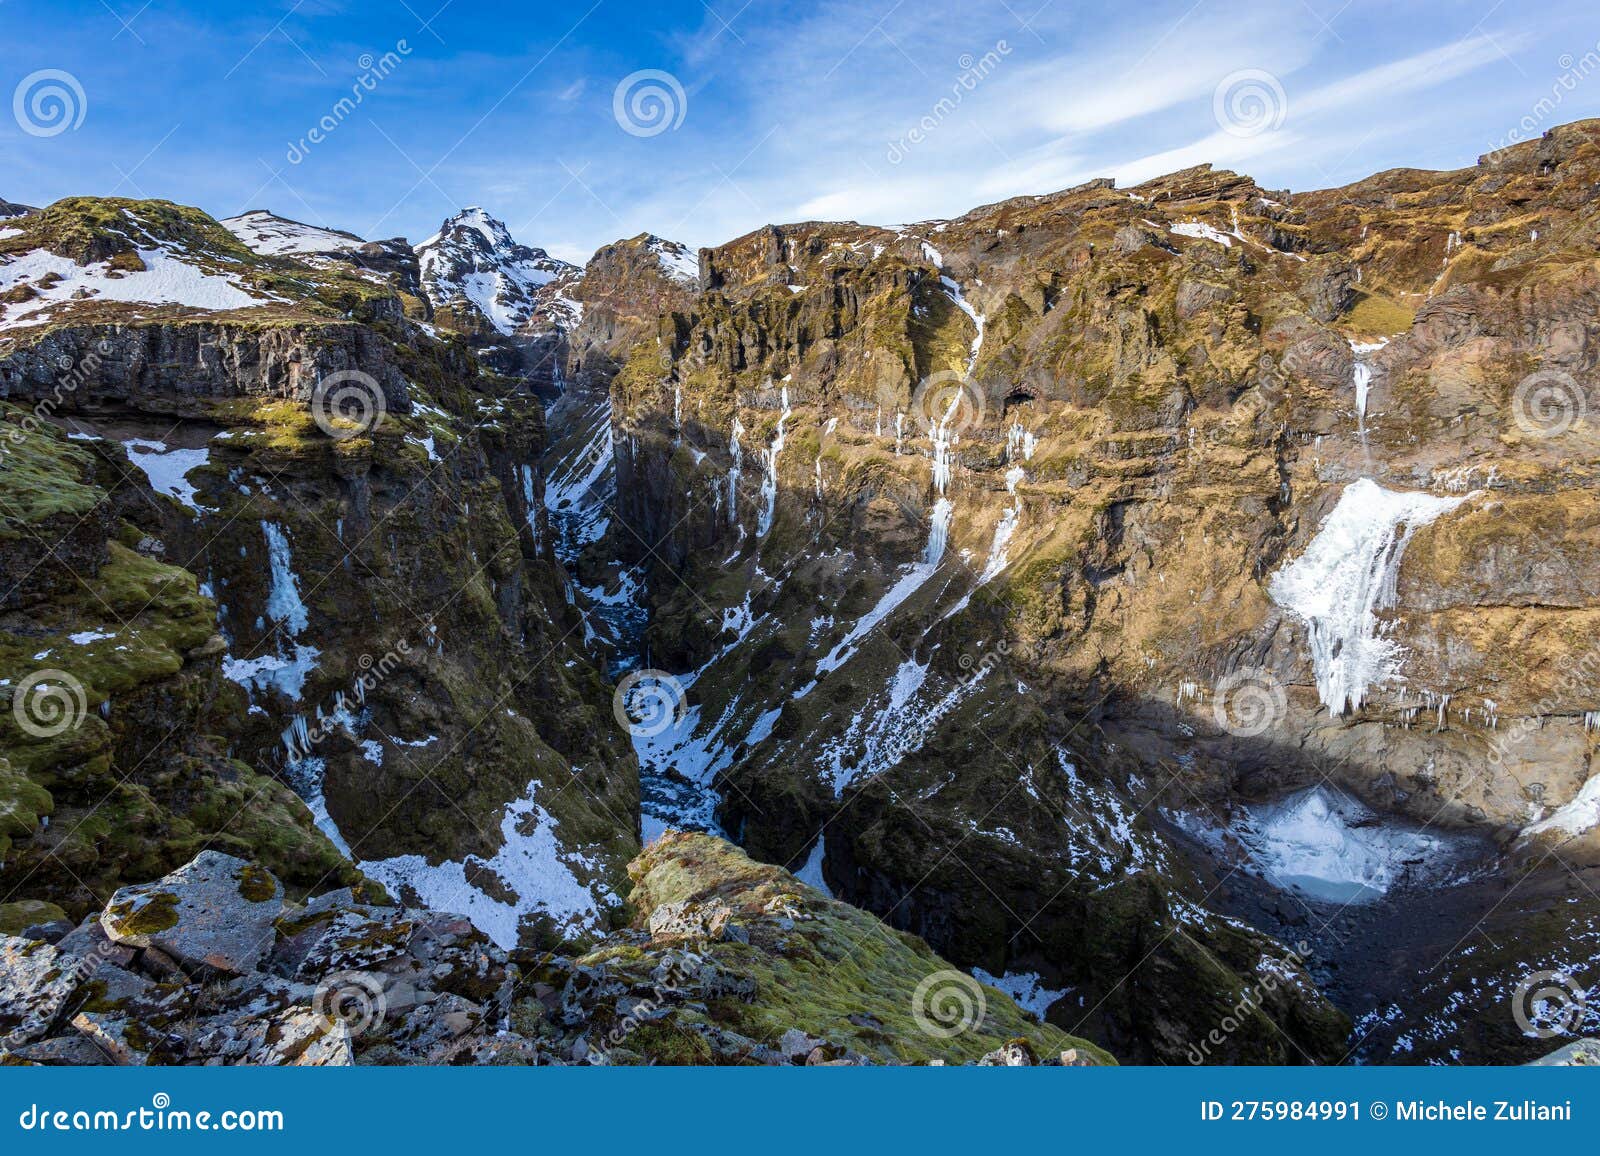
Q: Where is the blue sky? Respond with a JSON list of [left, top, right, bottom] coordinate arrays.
[[4, 0, 1599, 261]]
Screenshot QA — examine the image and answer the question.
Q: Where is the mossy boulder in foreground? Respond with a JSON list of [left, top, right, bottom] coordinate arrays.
[[0, 833, 1114, 1066]]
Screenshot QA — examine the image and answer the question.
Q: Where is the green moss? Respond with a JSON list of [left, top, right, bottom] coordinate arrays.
[[0, 410, 102, 534], [591, 832, 1117, 1066], [106, 890, 179, 938], [237, 863, 278, 903], [272, 907, 337, 940], [624, 1020, 718, 1064], [0, 899, 68, 935]]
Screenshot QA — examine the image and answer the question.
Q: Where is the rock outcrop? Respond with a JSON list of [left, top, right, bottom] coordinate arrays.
[[1, 838, 1109, 1065]]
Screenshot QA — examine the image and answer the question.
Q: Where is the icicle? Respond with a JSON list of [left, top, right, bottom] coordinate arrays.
[[1270, 480, 1471, 715], [727, 416, 745, 528], [757, 387, 790, 538]]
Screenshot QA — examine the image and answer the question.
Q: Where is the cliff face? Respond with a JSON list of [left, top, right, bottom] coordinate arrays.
[[0, 198, 638, 954], [590, 123, 1600, 1062]]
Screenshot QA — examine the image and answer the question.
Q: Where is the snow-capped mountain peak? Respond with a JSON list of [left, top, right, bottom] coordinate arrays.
[[415, 207, 581, 336], [645, 234, 699, 285]]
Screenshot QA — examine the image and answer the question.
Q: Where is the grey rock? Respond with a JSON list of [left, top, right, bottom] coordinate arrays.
[[9, 1035, 110, 1065], [101, 851, 284, 974], [978, 1040, 1036, 1066], [55, 917, 137, 969], [1528, 1038, 1600, 1065], [0, 935, 91, 1046]]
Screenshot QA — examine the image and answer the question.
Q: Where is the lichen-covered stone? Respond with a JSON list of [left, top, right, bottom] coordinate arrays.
[[102, 850, 284, 973]]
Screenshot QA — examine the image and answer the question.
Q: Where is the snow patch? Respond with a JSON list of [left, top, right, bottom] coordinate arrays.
[[360, 778, 612, 948], [0, 246, 268, 330], [121, 439, 209, 509], [971, 968, 1070, 1022]]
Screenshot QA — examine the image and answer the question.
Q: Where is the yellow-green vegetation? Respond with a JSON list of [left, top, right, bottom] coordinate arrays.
[[583, 831, 1116, 1065], [0, 898, 67, 935], [104, 889, 180, 938], [1343, 288, 1415, 337], [0, 410, 102, 533], [0, 197, 252, 264]]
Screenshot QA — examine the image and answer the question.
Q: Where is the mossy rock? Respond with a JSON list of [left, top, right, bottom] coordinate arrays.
[[587, 831, 1116, 1066], [0, 899, 68, 935]]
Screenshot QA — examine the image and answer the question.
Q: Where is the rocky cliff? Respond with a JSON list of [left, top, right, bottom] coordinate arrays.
[[585, 122, 1600, 1063], [4, 119, 1600, 1066], [0, 197, 637, 960]]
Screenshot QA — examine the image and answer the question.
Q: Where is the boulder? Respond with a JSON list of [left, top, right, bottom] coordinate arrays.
[[0, 900, 69, 938], [0, 935, 88, 1046], [101, 851, 284, 974], [9, 1036, 108, 1065]]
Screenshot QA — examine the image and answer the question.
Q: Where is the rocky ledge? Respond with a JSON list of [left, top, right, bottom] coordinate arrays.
[[0, 833, 1110, 1066]]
